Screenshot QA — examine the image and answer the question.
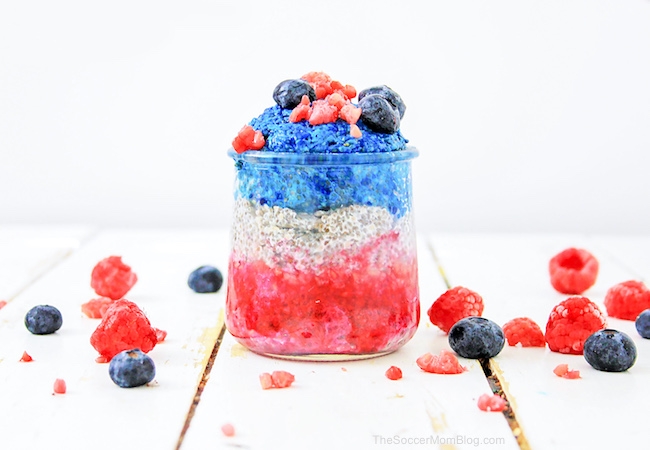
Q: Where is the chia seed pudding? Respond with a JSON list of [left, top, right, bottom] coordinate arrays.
[[226, 72, 419, 360]]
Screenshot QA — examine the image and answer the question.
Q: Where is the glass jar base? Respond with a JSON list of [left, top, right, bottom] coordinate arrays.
[[254, 350, 395, 362]]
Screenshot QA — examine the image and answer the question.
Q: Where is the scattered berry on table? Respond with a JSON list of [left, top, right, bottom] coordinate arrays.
[[416, 350, 467, 374], [385, 366, 403, 380], [553, 363, 581, 379], [90, 299, 158, 362], [221, 423, 236, 437], [583, 329, 637, 372], [635, 309, 650, 338], [358, 85, 406, 119], [603, 280, 650, 321], [545, 296, 606, 354], [358, 94, 400, 134], [0, 300, 7, 309], [188, 265, 224, 293], [154, 328, 167, 342], [427, 286, 484, 334], [24, 305, 63, 335], [273, 79, 317, 109], [259, 371, 295, 389], [549, 247, 599, 295], [477, 393, 506, 412], [108, 349, 156, 388], [19, 351, 33, 362], [502, 317, 545, 347], [91, 256, 138, 300], [81, 297, 114, 319], [448, 317, 505, 359], [53, 378, 66, 394]]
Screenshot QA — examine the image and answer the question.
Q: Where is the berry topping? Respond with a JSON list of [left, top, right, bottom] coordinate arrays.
[[358, 85, 406, 119], [427, 286, 484, 333], [448, 317, 505, 359], [635, 309, 650, 338], [308, 99, 339, 125], [53, 378, 67, 394], [502, 317, 545, 347], [545, 296, 606, 354], [91, 256, 138, 300], [358, 94, 400, 134], [583, 329, 637, 372], [24, 305, 63, 335], [81, 297, 114, 319], [109, 348, 156, 388], [553, 363, 581, 379], [188, 265, 224, 293], [20, 351, 33, 362], [273, 79, 316, 109], [549, 248, 599, 295], [259, 371, 295, 389], [385, 366, 403, 380], [416, 350, 467, 374], [90, 299, 158, 361], [301, 71, 355, 100], [477, 393, 506, 412], [232, 125, 265, 154], [603, 280, 650, 321]]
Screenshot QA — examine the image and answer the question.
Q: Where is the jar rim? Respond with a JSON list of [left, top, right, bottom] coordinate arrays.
[[228, 146, 418, 166]]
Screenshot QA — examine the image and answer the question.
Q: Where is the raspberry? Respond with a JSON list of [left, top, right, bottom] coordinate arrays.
[[259, 371, 295, 389], [416, 350, 467, 374], [385, 366, 403, 380], [53, 378, 67, 394], [553, 363, 581, 379], [91, 256, 138, 300], [549, 248, 599, 295], [427, 286, 484, 333], [502, 317, 545, 347], [545, 296, 606, 354], [477, 393, 506, 412], [81, 297, 114, 319], [90, 299, 158, 361], [603, 280, 650, 320]]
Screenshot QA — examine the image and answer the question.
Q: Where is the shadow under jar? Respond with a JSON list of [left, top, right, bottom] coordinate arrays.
[[226, 147, 420, 360]]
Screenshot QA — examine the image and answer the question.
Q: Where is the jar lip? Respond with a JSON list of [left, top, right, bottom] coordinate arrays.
[[228, 146, 419, 166]]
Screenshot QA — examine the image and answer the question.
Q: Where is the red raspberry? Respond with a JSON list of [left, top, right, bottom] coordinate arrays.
[[603, 280, 650, 320], [549, 248, 599, 294], [477, 393, 506, 412], [385, 366, 403, 380], [545, 296, 606, 354], [91, 256, 138, 300], [427, 286, 484, 333], [90, 299, 158, 361], [502, 317, 545, 347]]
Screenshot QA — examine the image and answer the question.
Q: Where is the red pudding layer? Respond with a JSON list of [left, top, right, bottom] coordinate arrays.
[[226, 231, 419, 356]]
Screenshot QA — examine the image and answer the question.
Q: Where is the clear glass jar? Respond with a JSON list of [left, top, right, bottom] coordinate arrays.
[[225, 147, 420, 360]]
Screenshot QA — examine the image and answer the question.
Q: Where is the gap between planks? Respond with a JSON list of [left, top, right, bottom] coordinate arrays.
[[426, 240, 531, 450]]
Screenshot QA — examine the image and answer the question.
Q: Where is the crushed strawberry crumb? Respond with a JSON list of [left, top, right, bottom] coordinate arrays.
[[20, 351, 33, 362], [502, 317, 545, 347], [553, 363, 581, 379], [0, 300, 7, 309], [221, 423, 235, 437], [416, 350, 467, 374], [154, 328, 167, 342], [53, 378, 67, 394], [549, 248, 599, 295], [428, 286, 484, 333], [232, 125, 265, 153], [385, 366, 403, 380], [260, 370, 295, 389], [477, 393, 506, 412], [545, 296, 606, 354]]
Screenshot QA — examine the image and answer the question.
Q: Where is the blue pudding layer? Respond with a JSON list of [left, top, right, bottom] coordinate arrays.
[[249, 105, 408, 154], [230, 148, 418, 217]]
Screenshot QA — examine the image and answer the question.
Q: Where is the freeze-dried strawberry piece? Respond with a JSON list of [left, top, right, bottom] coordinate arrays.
[[477, 393, 506, 412], [20, 351, 33, 362], [90, 299, 158, 362], [385, 366, 403, 380], [81, 297, 114, 319], [91, 256, 137, 300], [53, 378, 67, 394], [259, 371, 295, 389], [553, 363, 581, 379], [416, 350, 467, 374]]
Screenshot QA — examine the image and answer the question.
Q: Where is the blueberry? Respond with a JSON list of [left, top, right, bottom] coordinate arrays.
[[109, 349, 156, 388], [273, 79, 316, 109], [635, 309, 650, 338], [188, 265, 223, 293], [24, 305, 63, 335], [358, 85, 406, 119], [584, 329, 637, 372], [448, 317, 505, 359], [358, 94, 400, 134]]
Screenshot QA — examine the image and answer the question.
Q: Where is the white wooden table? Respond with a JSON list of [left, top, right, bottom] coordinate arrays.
[[1, 227, 648, 450]]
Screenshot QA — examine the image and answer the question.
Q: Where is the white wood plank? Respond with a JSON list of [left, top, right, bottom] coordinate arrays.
[[0, 225, 93, 303], [429, 233, 650, 449], [0, 229, 227, 450], [182, 237, 519, 450]]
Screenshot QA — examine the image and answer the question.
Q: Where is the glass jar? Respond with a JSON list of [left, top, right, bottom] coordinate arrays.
[[225, 147, 420, 360]]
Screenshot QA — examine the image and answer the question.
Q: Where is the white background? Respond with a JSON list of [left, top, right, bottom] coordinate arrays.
[[1, 0, 649, 234]]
